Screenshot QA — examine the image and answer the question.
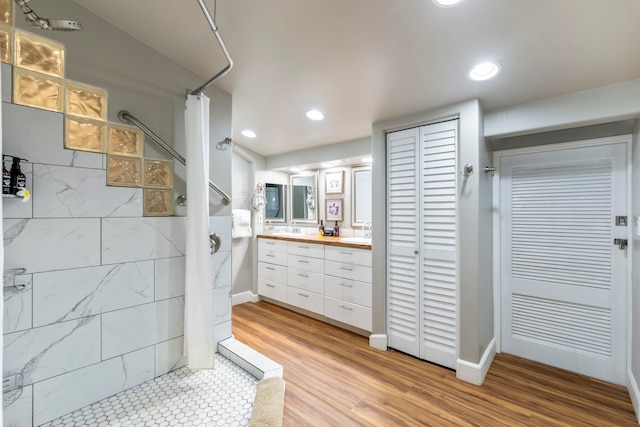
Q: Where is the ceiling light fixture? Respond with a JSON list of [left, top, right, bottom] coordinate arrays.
[[468, 62, 501, 81], [306, 110, 324, 121], [241, 130, 256, 138], [433, 0, 465, 7]]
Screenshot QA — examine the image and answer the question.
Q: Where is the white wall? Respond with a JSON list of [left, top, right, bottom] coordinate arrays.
[[631, 118, 640, 422]]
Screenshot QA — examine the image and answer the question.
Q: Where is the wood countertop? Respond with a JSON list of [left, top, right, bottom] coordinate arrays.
[[257, 234, 371, 250]]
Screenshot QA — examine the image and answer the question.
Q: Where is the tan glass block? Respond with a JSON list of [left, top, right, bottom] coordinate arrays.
[[65, 116, 106, 153], [66, 81, 108, 121], [15, 30, 65, 78], [0, 0, 12, 25], [143, 189, 174, 216], [107, 155, 142, 188], [0, 24, 12, 63], [144, 159, 173, 189], [108, 124, 143, 158], [13, 68, 63, 112]]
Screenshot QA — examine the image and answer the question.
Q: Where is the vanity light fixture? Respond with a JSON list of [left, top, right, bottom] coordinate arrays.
[[468, 62, 501, 81], [306, 110, 324, 121], [290, 167, 302, 172], [241, 130, 257, 138], [433, 0, 465, 7], [321, 162, 334, 168], [362, 157, 372, 163]]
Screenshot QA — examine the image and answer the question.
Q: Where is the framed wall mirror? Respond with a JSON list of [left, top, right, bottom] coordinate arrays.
[[352, 166, 372, 227], [264, 182, 286, 222], [290, 171, 318, 223]]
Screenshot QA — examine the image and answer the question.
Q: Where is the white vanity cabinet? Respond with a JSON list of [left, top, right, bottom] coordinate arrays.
[[257, 239, 288, 302], [323, 245, 372, 331], [257, 236, 372, 332]]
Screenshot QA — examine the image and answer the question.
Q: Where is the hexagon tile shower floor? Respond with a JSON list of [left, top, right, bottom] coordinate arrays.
[[40, 354, 259, 427]]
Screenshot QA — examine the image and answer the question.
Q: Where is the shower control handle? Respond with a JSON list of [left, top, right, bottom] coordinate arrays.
[[210, 233, 221, 254]]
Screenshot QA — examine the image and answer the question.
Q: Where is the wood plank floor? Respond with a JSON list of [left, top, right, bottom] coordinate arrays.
[[232, 301, 638, 427]]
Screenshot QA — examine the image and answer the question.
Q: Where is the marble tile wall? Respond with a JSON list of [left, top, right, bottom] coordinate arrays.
[[2, 78, 233, 425]]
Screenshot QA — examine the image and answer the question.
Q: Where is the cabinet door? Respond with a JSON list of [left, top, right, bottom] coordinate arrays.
[[325, 245, 372, 267], [288, 268, 324, 294], [258, 279, 287, 302], [324, 275, 371, 307], [324, 297, 372, 331], [257, 262, 287, 283], [287, 241, 324, 258], [288, 254, 324, 274], [324, 260, 372, 283], [258, 238, 288, 253], [287, 287, 323, 315], [258, 249, 288, 266]]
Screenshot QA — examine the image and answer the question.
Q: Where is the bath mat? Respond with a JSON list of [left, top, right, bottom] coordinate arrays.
[[248, 376, 285, 427]]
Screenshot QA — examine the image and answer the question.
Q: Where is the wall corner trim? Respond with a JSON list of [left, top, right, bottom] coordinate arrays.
[[456, 337, 496, 385], [369, 334, 388, 351], [232, 291, 260, 306], [628, 369, 640, 424]]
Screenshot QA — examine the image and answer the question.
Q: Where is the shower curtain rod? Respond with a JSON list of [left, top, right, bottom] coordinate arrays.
[[189, 0, 234, 96], [118, 110, 231, 205]]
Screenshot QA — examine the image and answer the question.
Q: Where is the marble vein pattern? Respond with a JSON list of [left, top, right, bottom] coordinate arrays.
[[32, 261, 154, 327], [3, 103, 103, 169], [4, 218, 101, 273], [209, 215, 232, 252], [211, 248, 232, 290], [214, 286, 232, 325], [214, 321, 233, 351], [33, 164, 142, 218], [101, 217, 186, 264], [4, 316, 101, 385], [155, 336, 187, 377], [154, 256, 186, 300], [2, 162, 32, 219], [4, 274, 33, 334], [33, 347, 154, 426], [101, 297, 185, 360]]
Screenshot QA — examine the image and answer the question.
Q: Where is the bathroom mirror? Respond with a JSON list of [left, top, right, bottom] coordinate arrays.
[[290, 171, 318, 223], [264, 183, 286, 222], [352, 166, 372, 226]]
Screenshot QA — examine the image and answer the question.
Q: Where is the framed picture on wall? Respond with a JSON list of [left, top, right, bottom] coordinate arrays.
[[325, 199, 344, 221], [325, 170, 344, 194]]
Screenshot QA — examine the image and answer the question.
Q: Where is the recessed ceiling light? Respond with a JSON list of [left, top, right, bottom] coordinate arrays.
[[362, 157, 373, 163], [468, 62, 501, 81], [290, 167, 301, 172], [306, 110, 324, 121], [433, 0, 464, 7], [321, 162, 334, 168], [241, 130, 256, 138]]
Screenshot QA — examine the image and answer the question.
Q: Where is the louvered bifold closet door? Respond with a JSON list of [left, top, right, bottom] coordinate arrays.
[[419, 120, 457, 369], [387, 127, 421, 357], [500, 142, 627, 385]]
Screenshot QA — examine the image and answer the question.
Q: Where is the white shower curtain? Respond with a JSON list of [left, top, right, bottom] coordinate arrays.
[[184, 94, 214, 369]]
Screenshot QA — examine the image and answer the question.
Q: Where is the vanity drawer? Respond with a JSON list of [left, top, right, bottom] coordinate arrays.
[[325, 245, 372, 267], [288, 268, 324, 294], [258, 279, 287, 302], [324, 297, 372, 331], [324, 275, 372, 307], [258, 238, 288, 253], [288, 254, 324, 273], [257, 262, 287, 283], [287, 241, 324, 258], [258, 249, 288, 266], [287, 286, 324, 315], [324, 260, 372, 283]]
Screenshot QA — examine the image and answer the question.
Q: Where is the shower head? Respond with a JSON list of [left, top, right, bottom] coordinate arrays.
[[15, 0, 83, 31]]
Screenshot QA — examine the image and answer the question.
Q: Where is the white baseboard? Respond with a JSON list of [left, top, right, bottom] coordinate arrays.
[[232, 291, 260, 306], [628, 369, 640, 424], [369, 334, 387, 351], [456, 337, 496, 385]]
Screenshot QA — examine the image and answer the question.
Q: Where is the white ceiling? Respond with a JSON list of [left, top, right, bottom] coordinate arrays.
[[72, 0, 640, 157]]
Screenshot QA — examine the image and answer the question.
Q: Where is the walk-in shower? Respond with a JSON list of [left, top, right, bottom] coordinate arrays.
[[15, 0, 82, 31]]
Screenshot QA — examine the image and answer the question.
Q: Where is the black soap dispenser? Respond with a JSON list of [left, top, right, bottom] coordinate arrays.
[[333, 221, 340, 237], [2, 156, 10, 195], [9, 157, 26, 195]]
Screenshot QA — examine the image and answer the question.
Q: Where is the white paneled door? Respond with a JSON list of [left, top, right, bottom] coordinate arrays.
[[387, 120, 458, 369], [500, 142, 627, 385]]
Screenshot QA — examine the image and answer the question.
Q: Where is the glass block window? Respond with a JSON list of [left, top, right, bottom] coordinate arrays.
[[65, 116, 107, 153], [66, 81, 108, 121], [0, 24, 11, 63], [143, 189, 173, 216], [143, 159, 173, 189], [108, 124, 143, 158], [15, 30, 65, 78], [0, 0, 12, 25], [14, 67, 63, 112], [107, 156, 142, 187]]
